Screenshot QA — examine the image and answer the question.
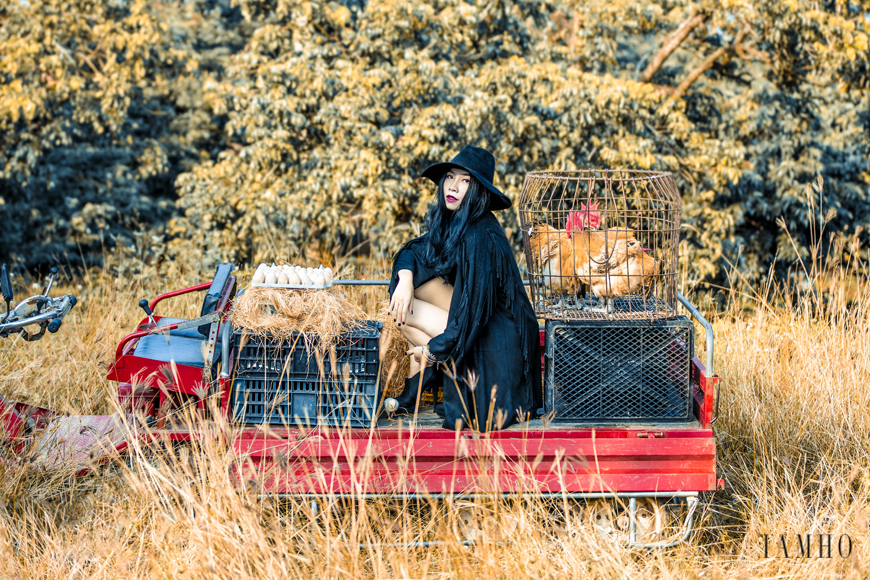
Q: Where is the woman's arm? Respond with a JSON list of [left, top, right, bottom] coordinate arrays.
[[389, 235, 436, 325], [389, 269, 414, 325]]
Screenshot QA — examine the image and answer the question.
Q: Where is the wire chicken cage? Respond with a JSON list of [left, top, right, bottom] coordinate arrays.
[[519, 170, 681, 320]]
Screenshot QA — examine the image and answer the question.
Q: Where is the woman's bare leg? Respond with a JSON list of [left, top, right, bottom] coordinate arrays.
[[401, 325, 433, 348], [415, 279, 454, 312], [399, 321, 434, 378], [408, 354, 420, 378], [399, 299, 449, 379], [394, 281, 452, 380], [401, 299, 449, 338]]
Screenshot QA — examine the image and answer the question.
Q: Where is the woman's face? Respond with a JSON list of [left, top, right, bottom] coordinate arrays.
[[443, 168, 471, 211]]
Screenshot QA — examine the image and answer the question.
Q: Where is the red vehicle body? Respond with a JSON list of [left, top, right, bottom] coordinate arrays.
[[2, 266, 721, 547]]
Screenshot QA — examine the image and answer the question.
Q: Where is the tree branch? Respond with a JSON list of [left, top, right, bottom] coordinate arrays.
[[641, 8, 707, 82], [671, 26, 749, 98]]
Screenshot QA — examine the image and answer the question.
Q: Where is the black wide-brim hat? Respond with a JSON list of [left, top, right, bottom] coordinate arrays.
[[421, 145, 512, 211]]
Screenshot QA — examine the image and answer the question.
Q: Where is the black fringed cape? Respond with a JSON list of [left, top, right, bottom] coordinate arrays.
[[389, 212, 542, 431]]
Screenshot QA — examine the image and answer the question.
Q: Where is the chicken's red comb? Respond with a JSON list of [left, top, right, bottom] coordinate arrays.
[[565, 210, 579, 238]]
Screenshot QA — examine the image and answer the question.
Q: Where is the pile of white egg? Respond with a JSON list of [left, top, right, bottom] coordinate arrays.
[[252, 264, 335, 287]]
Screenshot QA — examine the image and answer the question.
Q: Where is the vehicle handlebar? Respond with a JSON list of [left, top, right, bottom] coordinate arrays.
[[0, 294, 76, 335]]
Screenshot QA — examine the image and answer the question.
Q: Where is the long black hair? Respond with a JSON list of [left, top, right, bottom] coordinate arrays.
[[424, 171, 490, 281]]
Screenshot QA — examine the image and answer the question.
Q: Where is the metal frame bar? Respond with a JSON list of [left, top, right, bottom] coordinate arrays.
[[676, 292, 719, 424], [333, 280, 390, 286], [266, 491, 700, 550], [628, 495, 699, 548], [149, 281, 212, 313], [221, 317, 233, 379], [676, 292, 713, 376]]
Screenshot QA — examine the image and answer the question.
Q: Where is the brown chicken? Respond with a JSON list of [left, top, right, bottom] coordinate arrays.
[[528, 206, 643, 304], [587, 248, 659, 304]]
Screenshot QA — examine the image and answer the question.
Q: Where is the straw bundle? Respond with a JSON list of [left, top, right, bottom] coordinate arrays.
[[375, 301, 411, 397], [231, 289, 412, 396], [230, 287, 367, 355]]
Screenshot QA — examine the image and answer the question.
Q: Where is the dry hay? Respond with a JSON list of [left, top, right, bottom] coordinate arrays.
[[375, 300, 411, 397], [230, 287, 367, 356], [231, 289, 411, 395]]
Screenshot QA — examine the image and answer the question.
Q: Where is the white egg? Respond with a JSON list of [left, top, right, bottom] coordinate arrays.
[[311, 273, 325, 287], [252, 270, 266, 284], [264, 270, 277, 284], [298, 270, 313, 285], [277, 272, 289, 284], [287, 269, 302, 285], [324, 268, 334, 285]]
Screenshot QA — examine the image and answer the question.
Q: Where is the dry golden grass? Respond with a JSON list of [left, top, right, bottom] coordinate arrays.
[[1, 234, 869, 578], [230, 287, 367, 352], [375, 301, 412, 398]]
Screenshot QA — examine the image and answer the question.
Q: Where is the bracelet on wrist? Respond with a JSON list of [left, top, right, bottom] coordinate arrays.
[[423, 344, 438, 365]]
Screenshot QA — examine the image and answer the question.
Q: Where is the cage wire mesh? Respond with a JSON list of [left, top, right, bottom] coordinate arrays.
[[519, 170, 681, 320], [544, 318, 694, 422]]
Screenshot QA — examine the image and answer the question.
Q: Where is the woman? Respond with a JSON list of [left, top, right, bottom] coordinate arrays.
[[387, 145, 541, 431]]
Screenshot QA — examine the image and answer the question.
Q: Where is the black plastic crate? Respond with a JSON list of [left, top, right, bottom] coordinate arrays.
[[231, 374, 379, 427], [544, 317, 693, 422], [234, 320, 381, 379], [230, 320, 382, 428]]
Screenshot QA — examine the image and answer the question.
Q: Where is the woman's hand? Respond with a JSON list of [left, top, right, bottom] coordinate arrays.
[[406, 346, 425, 366], [389, 270, 414, 325]]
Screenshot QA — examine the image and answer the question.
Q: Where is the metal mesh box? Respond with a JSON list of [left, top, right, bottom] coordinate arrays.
[[545, 317, 694, 422], [231, 375, 379, 428], [231, 320, 382, 427]]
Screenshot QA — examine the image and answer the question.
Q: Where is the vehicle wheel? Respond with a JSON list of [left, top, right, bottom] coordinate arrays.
[[452, 501, 520, 543], [579, 498, 666, 543], [584, 500, 623, 541], [613, 498, 666, 543]]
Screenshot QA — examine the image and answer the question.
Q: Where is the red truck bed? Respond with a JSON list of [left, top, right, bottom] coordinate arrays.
[[215, 357, 720, 496]]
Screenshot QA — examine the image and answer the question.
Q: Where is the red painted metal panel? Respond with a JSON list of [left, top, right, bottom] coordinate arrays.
[[117, 383, 158, 417], [227, 426, 717, 495], [107, 356, 207, 394], [0, 396, 27, 445], [691, 356, 720, 428]]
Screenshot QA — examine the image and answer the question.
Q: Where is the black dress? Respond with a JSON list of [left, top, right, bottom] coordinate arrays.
[[389, 213, 542, 431]]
